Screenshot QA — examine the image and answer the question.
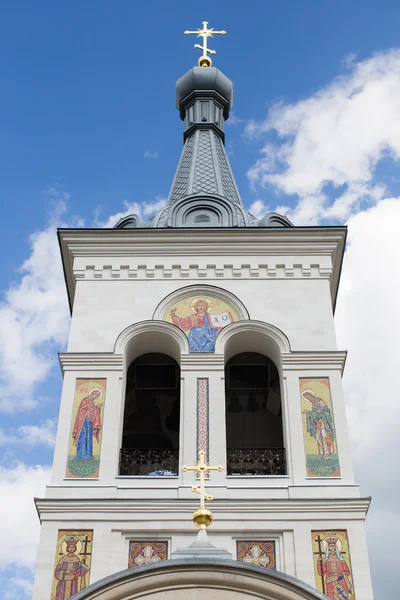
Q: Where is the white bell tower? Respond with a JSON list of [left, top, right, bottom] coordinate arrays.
[[32, 22, 373, 600]]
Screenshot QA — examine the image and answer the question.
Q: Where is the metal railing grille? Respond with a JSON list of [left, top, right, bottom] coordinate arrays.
[[227, 447, 286, 476], [119, 448, 179, 476]]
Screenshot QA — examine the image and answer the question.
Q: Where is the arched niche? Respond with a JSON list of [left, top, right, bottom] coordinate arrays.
[[215, 320, 291, 366], [115, 322, 187, 477], [154, 285, 249, 354], [225, 351, 285, 476], [120, 352, 180, 476], [115, 320, 189, 365], [216, 321, 291, 477], [72, 558, 327, 600]]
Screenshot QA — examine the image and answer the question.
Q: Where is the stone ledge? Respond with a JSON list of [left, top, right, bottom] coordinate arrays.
[[58, 353, 123, 374]]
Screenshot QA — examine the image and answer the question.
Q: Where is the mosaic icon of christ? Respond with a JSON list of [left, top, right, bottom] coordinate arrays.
[[170, 297, 234, 352]]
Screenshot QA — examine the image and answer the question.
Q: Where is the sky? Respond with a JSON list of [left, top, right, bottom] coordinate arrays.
[[0, 0, 399, 598]]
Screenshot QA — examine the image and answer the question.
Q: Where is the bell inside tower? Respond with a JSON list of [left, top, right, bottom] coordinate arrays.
[[119, 353, 180, 476], [225, 352, 286, 475]]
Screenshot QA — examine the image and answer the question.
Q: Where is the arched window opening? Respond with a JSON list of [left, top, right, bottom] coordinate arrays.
[[119, 353, 180, 476], [225, 352, 286, 476]]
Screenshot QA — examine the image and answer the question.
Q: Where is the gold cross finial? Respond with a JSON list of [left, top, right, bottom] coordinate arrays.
[[184, 21, 226, 67], [182, 450, 223, 529]]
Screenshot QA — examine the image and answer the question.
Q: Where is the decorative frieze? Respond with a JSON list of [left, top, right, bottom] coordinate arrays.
[[197, 378, 209, 460], [73, 262, 332, 281]]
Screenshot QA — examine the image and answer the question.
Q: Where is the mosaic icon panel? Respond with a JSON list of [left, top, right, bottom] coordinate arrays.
[[312, 530, 355, 599], [51, 530, 93, 600], [236, 541, 276, 569], [300, 378, 340, 477], [163, 294, 239, 352], [128, 541, 168, 567], [66, 378, 107, 479]]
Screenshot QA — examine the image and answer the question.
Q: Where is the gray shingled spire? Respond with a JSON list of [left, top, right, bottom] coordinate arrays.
[[150, 66, 256, 228], [115, 67, 292, 229]]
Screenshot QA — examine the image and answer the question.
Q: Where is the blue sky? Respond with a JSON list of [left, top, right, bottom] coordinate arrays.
[[1, 1, 400, 598]]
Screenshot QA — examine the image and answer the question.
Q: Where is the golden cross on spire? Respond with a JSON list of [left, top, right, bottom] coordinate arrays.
[[184, 21, 226, 67], [182, 450, 223, 529]]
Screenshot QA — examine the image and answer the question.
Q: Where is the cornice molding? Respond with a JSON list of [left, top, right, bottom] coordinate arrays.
[[58, 353, 123, 374], [180, 353, 225, 370], [35, 496, 370, 520], [281, 351, 347, 374], [58, 227, 346, 313], [58, 227, 347, 251], [57, 348, 346, 374]]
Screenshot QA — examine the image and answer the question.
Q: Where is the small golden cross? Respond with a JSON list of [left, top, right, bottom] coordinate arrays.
[[184, 21, 226, 67], [182, 451, 223, 509]]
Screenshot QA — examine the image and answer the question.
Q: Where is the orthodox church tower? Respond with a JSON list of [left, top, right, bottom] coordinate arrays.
[[33, 22, 373, 600]]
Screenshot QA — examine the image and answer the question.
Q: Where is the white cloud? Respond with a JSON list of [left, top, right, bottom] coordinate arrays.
[[97, 200, 143, 228], [140, 196, 167, 217], [141, 196, 167, 216], [225, 111, 246, 127], [97, 197, 167, 228], [337, 200, 400, 463], [247, 49, 400, 224], [335, 197, 400, 598], [0, 198, 71, 413], [0, 419, 56, 448], [249, 199, 271, 218], [245, 51, 400, 597], [0, 193, 167, 413], [365, 508, 399, 599], [18, 419, 57, 447], [4, 576, 34, 599], [144, 149, 159, 159], [0, 192, 170, 599], [0, 462, 51, 569]]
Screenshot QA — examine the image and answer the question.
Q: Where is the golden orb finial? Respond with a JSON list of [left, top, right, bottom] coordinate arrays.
[[193, 507, 213, 529], [181, 450, 223, 529], [184, 20, 226, 68], [198, 55, 212, 68]]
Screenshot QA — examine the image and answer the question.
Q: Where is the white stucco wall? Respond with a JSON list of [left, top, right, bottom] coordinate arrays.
[[32, 228, 374, 600], [32, 514, 373, 600], [67, 268, 337, 353]]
